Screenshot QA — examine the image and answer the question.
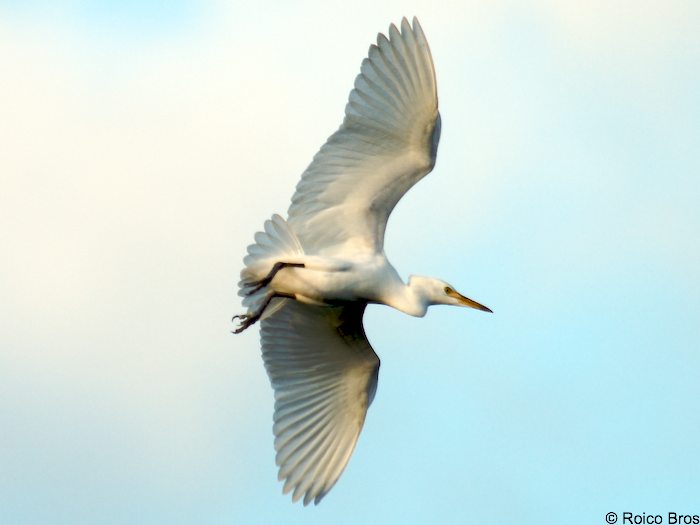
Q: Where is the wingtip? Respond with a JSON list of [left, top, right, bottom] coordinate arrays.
[[412, 16, 427, 42], [388, 22, 400, 41], [412, 16, 421, 32]]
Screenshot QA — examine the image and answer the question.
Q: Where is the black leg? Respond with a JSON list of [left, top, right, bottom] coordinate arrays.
[[243, 262, 305, 295], [232, 292, 294, 334]]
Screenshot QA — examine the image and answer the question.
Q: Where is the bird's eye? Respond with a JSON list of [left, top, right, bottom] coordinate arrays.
[[444, 286, 453, 294]]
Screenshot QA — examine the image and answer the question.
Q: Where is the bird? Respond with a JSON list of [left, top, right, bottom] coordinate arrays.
[[234, 17, 492, 505]]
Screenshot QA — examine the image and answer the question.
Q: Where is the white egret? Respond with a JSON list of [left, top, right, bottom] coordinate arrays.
[[234, 17, 491, 505]]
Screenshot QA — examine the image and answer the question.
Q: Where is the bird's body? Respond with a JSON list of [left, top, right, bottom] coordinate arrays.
[[258, 251, 418, 311], [235, 17, 491, 505], [269, 253, 394, 305]]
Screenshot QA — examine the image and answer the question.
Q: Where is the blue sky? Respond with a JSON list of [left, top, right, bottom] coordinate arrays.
[[1, 1, 699, 524]]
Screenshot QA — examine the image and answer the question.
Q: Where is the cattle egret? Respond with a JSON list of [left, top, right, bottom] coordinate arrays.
[[234, 17, 491, 505]]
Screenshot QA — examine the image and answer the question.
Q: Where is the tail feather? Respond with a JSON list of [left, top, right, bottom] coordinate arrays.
[[239, 214, 303, 317]]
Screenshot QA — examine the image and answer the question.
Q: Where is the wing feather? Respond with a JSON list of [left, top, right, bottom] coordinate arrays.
[[261, 300, 380, 505], [288, 17, 440, 255]]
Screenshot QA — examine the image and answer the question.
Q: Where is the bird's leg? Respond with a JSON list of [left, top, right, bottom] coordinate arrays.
[[232, 292, 294, 333], [243, 262, 305, 295]]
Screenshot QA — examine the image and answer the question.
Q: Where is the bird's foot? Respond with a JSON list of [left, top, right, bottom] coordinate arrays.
[[232, 312, 260, 334], [232, 290, 294, 334]]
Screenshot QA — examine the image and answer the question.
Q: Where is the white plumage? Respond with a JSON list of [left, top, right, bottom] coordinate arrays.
[[288, 18, 439, 256], [261, 301, 378, 505], [235, 17, 491, 505]]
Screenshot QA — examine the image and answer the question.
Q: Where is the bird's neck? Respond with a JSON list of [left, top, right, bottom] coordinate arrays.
[[385, 278, 430, 318]]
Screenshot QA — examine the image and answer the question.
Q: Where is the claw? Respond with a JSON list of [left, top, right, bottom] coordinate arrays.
[[232, 313, 259, 334], [232, 287, 296, 335]]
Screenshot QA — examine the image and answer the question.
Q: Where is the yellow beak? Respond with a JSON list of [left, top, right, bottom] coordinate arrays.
[[448, 290, 493, 313]]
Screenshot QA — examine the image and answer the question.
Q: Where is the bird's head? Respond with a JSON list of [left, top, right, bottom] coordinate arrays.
[[409, 275, 492, 313]]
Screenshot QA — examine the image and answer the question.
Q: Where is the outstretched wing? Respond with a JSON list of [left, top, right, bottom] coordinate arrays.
[[260, 300, 380, 505], [288, 17, 440, 256]]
